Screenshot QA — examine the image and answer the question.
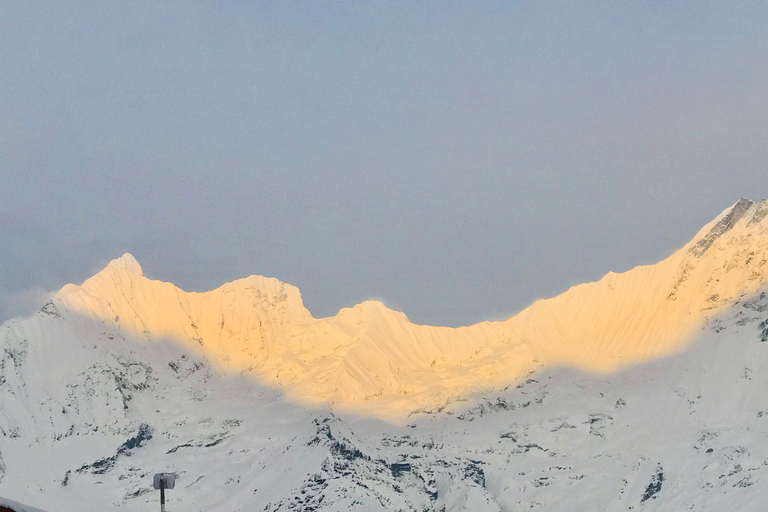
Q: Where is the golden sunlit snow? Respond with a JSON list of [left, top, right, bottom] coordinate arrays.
[[54, 199, 768, 420]]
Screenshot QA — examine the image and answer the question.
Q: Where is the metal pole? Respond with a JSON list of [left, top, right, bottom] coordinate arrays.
[[160, 479, 166, 512]]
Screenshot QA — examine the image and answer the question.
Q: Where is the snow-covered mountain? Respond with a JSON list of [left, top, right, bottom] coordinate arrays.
[[1, 198, 768, 511]]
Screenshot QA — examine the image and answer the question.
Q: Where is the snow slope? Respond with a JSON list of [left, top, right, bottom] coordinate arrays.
[[0, 497, 48, 512], [0, 198, 767, 511]]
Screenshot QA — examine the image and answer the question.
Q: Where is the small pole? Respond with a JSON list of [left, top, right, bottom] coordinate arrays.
[[154, 472, 175, 511]]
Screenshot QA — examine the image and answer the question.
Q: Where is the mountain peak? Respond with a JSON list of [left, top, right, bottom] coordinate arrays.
[[689, 197, 764, 257], [107, 253, 143, 277], [54, 253, 145, 300]]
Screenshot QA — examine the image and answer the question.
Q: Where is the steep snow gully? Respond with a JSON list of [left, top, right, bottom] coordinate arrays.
[[1, 198, 768, 511]]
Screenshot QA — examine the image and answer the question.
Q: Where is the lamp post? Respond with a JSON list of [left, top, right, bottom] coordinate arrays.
[[153, 473, 176, 512]]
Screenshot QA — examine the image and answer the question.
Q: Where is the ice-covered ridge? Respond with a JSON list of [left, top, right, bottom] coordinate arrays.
[[690, 198, 756, 257], [39, 198, 768, 418]]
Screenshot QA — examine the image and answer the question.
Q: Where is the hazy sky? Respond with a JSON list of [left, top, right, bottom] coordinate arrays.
[[1, 1, 766, 326]]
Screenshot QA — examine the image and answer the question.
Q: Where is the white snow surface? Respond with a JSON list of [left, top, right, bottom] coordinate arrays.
[[0, 497, 48, 512], [1, 198, 768, 511]]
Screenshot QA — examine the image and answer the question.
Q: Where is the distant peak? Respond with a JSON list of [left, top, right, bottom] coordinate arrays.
[[107, 253, 144, 276], [340, 300, 392, 315], [53, 253, 145, 303], [336, 300, 411, 323], [359, 300, 389, 309], [733, 197, 755, 210], [689, 198, 760, 258]]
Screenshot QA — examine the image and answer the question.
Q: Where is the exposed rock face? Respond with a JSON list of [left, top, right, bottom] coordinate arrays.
[[689, 198, 755, 257]]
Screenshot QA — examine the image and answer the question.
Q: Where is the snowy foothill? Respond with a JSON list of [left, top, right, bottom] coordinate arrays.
[[0, 198, 767, 511]]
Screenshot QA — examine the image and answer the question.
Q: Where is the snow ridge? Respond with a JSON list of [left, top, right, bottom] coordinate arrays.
[[42, 199, 768, 418], [0, 198, 767, 511]]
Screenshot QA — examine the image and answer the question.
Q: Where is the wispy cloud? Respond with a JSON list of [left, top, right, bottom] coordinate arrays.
[[0, 286, 55, 324]]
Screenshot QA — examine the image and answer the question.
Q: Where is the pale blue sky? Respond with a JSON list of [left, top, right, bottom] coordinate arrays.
[[1, 1, 766, 326]]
